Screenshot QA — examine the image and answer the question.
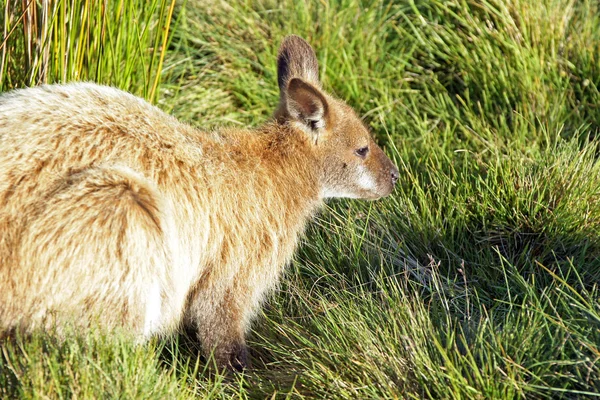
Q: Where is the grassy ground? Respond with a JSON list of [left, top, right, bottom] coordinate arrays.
[[2, 0, 600, 398]]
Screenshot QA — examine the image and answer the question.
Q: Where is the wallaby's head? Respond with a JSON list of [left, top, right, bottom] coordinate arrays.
[[274, 35, 399, 200]]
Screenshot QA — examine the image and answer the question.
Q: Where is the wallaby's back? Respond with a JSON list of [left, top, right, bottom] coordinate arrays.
[[0, 84, 201, 333]]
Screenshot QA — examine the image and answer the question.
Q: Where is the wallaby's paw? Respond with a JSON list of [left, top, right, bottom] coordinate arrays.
[[215, 342, 248, 372]]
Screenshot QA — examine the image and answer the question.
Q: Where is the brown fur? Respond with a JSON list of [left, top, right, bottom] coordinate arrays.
[[0, 35, 398, 370]]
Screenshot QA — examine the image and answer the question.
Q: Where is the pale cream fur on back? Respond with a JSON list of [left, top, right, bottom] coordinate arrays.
[[0, 83, 322, 339]]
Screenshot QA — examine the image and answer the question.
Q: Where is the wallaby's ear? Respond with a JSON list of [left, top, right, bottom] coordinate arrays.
[[277, 35, 320, 90], [275, 36, 329, 142], [286, 78, 329, 138]]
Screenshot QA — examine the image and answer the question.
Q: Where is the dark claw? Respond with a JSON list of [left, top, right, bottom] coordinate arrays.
[[215, 342, 249, 372], [228, 345, 248, 372]]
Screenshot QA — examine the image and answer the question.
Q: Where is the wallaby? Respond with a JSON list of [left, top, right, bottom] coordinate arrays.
[[0, 35, 398, 370]]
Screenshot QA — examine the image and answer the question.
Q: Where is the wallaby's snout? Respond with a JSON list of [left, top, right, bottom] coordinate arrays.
[[274, 35, 398, 201], [362, 137, 399, 199]]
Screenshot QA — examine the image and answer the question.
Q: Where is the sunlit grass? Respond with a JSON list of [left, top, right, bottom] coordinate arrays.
[[0, 0, 176, 101]]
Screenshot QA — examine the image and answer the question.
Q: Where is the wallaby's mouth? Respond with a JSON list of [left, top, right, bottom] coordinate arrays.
[[378, 179, 398, 199], [363, 188, 394, 201]]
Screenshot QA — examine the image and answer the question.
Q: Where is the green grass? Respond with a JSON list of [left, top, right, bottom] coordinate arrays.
[[2, 0, 600, 398], [0, 0, 176, 101]]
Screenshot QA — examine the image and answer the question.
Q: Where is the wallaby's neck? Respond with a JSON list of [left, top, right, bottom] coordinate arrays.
[[250, 121, 323, 208]]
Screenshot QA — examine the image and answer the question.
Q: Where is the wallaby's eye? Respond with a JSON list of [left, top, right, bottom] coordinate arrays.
[[355, 146, 369, 158]]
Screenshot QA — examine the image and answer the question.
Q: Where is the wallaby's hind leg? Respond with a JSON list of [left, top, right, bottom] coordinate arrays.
[[8, 165, 174, 337]]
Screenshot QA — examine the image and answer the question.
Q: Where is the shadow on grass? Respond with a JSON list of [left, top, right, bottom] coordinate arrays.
[[158, 327, 308, 398]]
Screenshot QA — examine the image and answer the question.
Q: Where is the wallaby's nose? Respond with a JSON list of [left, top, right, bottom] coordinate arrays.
[[391, 166, 399, 186]]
